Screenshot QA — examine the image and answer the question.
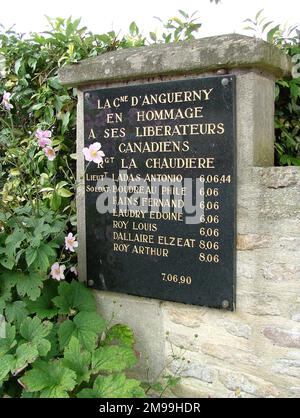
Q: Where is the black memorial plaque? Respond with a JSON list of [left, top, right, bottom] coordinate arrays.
[[83, 76, 236, 309]]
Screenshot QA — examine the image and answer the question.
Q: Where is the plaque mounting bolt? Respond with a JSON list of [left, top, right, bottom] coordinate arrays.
[[221, 78, 229, 86], [222, 300, 229, 309], [217, 68, 228, 75], [88, 279, 94, 287]]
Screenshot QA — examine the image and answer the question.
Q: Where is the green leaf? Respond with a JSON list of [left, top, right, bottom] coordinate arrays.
[[5, 228, 25, 261], [0, 270, 20, 301], [62, 337, 91, 384], [35, 338, 51, 357], [20, 316, 52, 342], [14, 59, 22, 74], [178, 9, 189, 19], [43, 324, 60, 360], [30, 244, 53, 272], [255, 8, 264, 22], [20, 360, 76, 398], [56, 181, 69, 189], [61, 111, 70, 134], [92, 345, 137, 373], [105, 324, 135, 347], [267, 24, 280, 43], [25, 247, 38, 267], [28, 57, 37, 71], [5, 301, 28, 328], [162, 375, 181, 388], [16, 272, 46, 301], [57, 188, 73, 198], [129, 21, 139, 36], [31, 103, 44, 111], [19, 316, 52, 358], [0, 257, 15, 270], [0, 323, 16, 356], [0, 355, 15, 381], [149, 32, 157, 42], [26, 280, 59, 319], [50, 192, 61, 211], [13, 343, 39, 375], [53, 280, 97, 315], [58, 311, 106, 352], [21, 391, 41, 398], [48, 77, 61, 90], [77, 374, 145, 398]]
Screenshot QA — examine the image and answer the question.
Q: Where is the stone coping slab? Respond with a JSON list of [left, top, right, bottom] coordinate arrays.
[[59, 34, 291, 86]]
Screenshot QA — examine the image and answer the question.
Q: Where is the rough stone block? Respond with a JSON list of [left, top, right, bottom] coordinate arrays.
[[263, 326, 300, 348]]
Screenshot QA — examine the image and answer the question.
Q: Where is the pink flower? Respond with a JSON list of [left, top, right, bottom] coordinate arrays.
[[83, 142, 105, 164], [43, 146, 56, 161], [36, 129, 52, 148], [65, 233, 78, 252], [50, 262, 66, 281], [70, 266, 78, 276], [1, 91, 13, 110]]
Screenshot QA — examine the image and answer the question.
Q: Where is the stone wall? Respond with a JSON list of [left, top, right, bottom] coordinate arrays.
[[164, 166, 300, 398]]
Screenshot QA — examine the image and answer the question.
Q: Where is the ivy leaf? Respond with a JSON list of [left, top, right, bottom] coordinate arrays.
[[53, 280, 97, 315], [16, 272, 46, 301], [91, 345, 137, 374], [58, 311, 106, 352], [77, 374, 145, 398], [20, 360, 76, 398], [25, 280, 59, 319], [62, 337, 91, 384], [105, 324, 135, 347], [5, 301, 29, 328]]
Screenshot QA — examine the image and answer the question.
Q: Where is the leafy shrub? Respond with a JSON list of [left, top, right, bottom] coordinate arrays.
[[1, 277, 144, 397], [244, 9, 300, 166], [0, 12, 200, 398]]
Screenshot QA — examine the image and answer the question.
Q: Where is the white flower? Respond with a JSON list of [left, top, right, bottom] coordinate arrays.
[[43, 146, 56, 161], [65, 233, 78, 252], [83, 142, 105, 164], [70, 266, 78, 276], [50, 262, 66, 281], [36, 129, 52, 148], [1, 91, 13, 110]]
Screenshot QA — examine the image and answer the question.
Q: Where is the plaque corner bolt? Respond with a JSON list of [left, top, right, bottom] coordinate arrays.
[[221, 300, 230, 309], [221, 78, 229, 87]]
